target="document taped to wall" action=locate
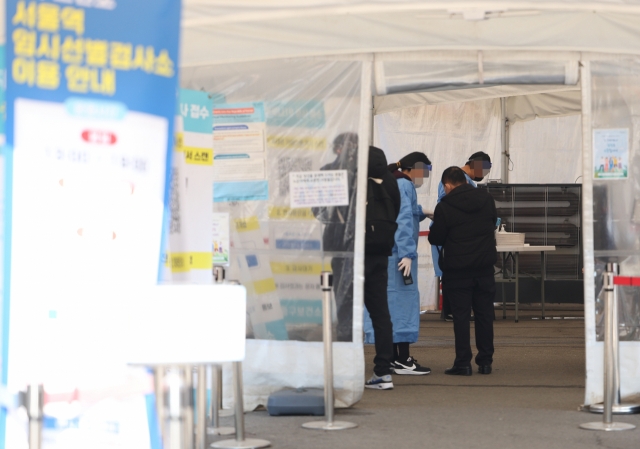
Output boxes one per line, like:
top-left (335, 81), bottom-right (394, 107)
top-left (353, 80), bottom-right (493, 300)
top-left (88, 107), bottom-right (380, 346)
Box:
top-left (289, 170), bottom-right (349, 209)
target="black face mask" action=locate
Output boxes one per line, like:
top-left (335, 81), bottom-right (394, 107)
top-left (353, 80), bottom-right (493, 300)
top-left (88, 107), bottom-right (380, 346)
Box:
top-left (473, 177), bottom-right (484, 182)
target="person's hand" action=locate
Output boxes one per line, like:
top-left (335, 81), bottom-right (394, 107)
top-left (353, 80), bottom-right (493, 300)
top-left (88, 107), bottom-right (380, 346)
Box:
top-left (424, 210), bottom-right (434, 220)
top-left (398, 257), bottom-right (412, 277)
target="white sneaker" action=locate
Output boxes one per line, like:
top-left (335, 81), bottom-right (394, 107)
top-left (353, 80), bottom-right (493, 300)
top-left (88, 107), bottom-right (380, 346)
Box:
top-left (365, 373), bottom-right (394, 390)
top-left (393, 357), bottom-right (431, 375)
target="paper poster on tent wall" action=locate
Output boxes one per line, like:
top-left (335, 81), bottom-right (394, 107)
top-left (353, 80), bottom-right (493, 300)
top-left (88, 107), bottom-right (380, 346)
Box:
top-left (213, 102), bottom-right (267, 185)
top-left (289, 170), bottom-right (349, 208)
top-left (3, 1), bottom-right (180, 447)
top-left (593, 129), bottom-right (629, 179)
top-left (213, 212), bottom-right (230, 265)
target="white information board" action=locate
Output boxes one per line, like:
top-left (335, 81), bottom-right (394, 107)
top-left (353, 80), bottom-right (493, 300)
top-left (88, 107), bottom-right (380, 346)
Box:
top-left (289, 170), bottom-right (349, 209)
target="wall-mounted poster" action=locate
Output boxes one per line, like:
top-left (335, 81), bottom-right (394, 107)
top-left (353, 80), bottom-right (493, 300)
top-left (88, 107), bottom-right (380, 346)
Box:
top-left (593, 129), bottom-right (629, 180)
top-left (212, 212), bottom-right (230, 265)
top-left (289, 170), bottom-right (349, 209)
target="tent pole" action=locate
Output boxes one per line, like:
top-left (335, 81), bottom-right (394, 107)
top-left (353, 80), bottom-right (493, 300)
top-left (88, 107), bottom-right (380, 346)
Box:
top-left (579, 60), bottom-right (598, 408)
top-left (500, 97), bottom-right (509, 183)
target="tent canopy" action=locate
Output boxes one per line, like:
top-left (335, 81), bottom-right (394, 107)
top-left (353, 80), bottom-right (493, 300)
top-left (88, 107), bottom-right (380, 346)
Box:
top-left (181, 1), bottom-right (640, 67)
top-left (374, 84), bottom-right (581, 120)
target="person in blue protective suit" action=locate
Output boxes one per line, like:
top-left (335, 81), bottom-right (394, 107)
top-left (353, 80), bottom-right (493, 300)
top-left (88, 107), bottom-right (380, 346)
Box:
top-left (365, 151), bottom-right (432, 375)
top-left (431, 152), bottom-right (492, 321)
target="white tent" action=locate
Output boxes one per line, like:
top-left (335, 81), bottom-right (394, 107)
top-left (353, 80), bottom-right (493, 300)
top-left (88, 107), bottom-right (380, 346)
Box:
top-left (2, 1), bottom-right (634, 410)
top-left (174, 0), bottom-right (640, 410)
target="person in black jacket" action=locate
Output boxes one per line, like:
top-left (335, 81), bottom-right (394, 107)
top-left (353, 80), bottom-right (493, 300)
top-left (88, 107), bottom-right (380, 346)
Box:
top-left (312, 132), bottom-right (358, 341)
top-left (364, 146), bottom-right (401, 390)
top-left (428, 166), bottom-right (497, 376)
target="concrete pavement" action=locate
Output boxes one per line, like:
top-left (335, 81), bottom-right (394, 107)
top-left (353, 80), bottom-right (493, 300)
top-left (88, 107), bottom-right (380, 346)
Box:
top-left (209, 306), bottom-right (640, 449)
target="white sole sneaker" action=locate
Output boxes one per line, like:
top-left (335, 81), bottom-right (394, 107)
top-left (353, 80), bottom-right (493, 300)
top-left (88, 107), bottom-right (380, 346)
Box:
top-left (393, 367), bottom-right (431, 376)
top-left (364, 382), bottom-right (394, 390)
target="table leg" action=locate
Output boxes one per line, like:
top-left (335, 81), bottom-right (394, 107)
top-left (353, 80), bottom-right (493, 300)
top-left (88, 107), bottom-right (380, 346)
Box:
top-left (502, 253), bottom-right (507, 320)
top-left (541, 251), bottom-right (546, 320)
top-left (515, 252), bottom-right (520, 323)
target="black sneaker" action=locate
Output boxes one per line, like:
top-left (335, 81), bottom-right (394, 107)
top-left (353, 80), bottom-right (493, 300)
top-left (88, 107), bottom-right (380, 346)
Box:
top-left (393, 357), bottom-right (431, 375)
top-left (444, 314), bottom-right (453, 322)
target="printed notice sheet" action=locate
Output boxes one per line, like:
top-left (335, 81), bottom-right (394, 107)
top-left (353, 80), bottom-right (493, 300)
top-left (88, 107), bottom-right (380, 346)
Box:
top-left (289, 170), bottom-right (349, 208)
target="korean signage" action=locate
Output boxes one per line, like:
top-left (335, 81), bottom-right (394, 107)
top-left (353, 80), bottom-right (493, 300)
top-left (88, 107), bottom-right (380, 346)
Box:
top-left (162, 89), bottom-right (215, 282)
top-left (3, 1), bottom-right (181, 447)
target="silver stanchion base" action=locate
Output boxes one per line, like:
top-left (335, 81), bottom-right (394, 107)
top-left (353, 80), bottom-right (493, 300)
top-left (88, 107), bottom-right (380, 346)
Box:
top-left (302, 420), bottom-right (358, 430)
top-left (207, 426), bottom-right (235, 436)
top-left (588, 403), bottom-right (640, 414)
top-left (580, 422), bottom-right (636, 431)
top-left (211, 438), bottom-right (271, 448)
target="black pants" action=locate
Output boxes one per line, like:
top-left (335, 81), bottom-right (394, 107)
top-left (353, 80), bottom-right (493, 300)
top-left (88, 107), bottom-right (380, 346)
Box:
top-left (443, 275), bottom-right (495, 367)
top-left (331, 257), bottom-right (354, 342)
top-left (441, 277), bottom-right (452, 318)
top-left (364, 255), bottom-right (394, 376)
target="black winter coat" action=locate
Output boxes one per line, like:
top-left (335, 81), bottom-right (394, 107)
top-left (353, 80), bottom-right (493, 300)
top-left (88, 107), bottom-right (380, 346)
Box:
top-left (368, 146), bottom-right (400, 217)
top-left (428, 183), bottom-right (497, 280)
top-left (366, 146), bottom-right (401, 256)
top-left (312, 149), bottom-right (357, 252)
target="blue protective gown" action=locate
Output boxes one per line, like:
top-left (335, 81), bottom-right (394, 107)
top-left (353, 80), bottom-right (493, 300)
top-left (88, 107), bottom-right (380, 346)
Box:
top-left (364, 177), bottom-right (426, 344)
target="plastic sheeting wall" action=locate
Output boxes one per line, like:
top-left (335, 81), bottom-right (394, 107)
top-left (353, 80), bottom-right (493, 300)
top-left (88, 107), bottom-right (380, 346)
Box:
top-left (374, 99), bottom-right (502, 310)
top-left (508, 115), bottom-right (583, 184)
top-left (585, 58), bottom-right (640, 405)
top-left (181, 58), bottom-right (369, 409)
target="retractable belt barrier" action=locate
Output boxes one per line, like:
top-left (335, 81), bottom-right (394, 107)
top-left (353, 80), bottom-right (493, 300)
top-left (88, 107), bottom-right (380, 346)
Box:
top-left (581, 263), bottom-right (639, 432)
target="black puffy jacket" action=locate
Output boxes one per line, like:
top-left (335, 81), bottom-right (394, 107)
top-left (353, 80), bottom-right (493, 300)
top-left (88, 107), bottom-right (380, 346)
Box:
top-left (428, 183), bottom-right (497, 280)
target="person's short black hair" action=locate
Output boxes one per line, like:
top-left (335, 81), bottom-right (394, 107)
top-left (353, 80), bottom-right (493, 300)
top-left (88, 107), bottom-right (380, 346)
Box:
top-left (441, 166), bottom-right (467, 186)
top-left (465, 151), bottom-right (491, 165)
top-left (332, 132), bottom-right (358, 154)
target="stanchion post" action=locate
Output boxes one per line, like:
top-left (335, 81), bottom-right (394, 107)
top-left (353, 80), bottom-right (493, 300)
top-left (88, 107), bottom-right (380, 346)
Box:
top-left (588, 263), bottom-right (640, 415)
top-left (214, 266), bottom-right (225, 284)
top-left (196, 366), bottom-right (207, 449)
top-left (208, 364), bottom-right (234, 436)
top-left (26, 384), bottom-right (43, 449)
top-left (302, 271), bottom-right (357, 431)
top-left (211, 362), bottom-right (271, 449)
top-left (581, 263), bottom-right (636, 431)
top-left (183, 366), bottom-right (195, 449)
top-left (154, 368), bottom-right (166, 444)
top-left (167, 369), bottom-right (184, 449)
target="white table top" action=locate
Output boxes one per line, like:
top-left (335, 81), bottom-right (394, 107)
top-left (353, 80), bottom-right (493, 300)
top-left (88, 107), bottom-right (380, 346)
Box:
top-left (497, 245), bottom-right (556, 252)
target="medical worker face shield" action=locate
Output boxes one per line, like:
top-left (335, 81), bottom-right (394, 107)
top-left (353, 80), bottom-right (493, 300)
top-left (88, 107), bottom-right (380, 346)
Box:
top-left (468, 159), bottom-right (492, 181)
top-left (410, 161), bottom-right (432, 188)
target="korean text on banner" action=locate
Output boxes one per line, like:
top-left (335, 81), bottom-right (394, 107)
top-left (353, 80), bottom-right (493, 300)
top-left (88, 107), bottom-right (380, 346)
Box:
top-left (3, 1), bottom-right (181, 447)
top-left (163, 89), bottom-right (214, 282)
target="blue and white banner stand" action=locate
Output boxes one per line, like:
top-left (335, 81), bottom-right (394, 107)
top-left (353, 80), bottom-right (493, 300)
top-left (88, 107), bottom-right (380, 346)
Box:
top-left (2, 1), bottom-right (181, 447)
